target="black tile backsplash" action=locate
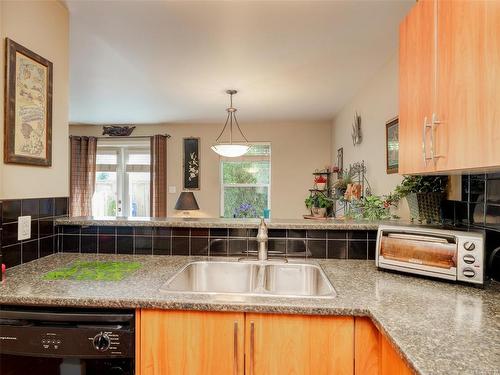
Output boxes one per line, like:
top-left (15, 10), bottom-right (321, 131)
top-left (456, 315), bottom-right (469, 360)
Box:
top-left (57, 223), bottom-right (378, 260)
top-left (327, 240), bottom-right (347, 259)
top-left (81, 235), bottom-right (98, 254)
top-left (1, 197), bottom-right (68, 269)
top-left (443, 173), bottom-right (500, 280)
top-left (22, 199), bottom-right (39, 218)
top-left (55, 197), bottom-right (68, 217)
top-left (308, 240), bottom-right (326, 258)
top-left (2, 200), bottom-right (21, 223)
top-left (99, 235), bottom-right (116, 254)
top-left (39, 198), bottom-right (55, 218)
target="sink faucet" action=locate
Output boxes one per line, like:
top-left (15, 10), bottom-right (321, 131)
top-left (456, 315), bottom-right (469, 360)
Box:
top-left (256, 217), bottom-right (268, 261)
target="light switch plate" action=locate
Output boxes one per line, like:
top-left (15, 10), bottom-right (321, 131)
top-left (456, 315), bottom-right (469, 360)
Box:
top-left (168, 186), bottom-right (177, 194)
top-left (18, 216), bottom-right (31, 241)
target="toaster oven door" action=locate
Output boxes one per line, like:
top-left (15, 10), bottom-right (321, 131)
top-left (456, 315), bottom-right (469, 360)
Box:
top-left (378, 232), bottom-right (458, 279)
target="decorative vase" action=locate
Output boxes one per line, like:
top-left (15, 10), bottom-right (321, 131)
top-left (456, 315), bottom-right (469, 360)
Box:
top-left (311, 207), bottom-right (327, 218)
top-left (406, 192), bottom-right (443, 223)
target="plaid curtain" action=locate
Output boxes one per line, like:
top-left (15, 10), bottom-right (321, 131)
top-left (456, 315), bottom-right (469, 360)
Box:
top-left (150, 135), bottom-right (168, 217)
top-left (69, 136), bottom-right (97, 217)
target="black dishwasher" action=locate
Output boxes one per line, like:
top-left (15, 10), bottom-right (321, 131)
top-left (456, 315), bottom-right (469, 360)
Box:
top-left (0, 306), bottom-right (135, 375)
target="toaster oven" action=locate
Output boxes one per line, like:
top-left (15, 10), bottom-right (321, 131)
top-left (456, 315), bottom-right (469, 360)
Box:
top-left (376, 225), bottom-right (484, 285)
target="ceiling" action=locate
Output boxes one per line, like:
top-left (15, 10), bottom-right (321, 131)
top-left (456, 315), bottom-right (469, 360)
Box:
top-left (67, 0), bottom-right (413, 125)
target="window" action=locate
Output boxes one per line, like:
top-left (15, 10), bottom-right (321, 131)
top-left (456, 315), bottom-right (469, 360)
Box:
top-left (93, 139), bottom-right (150, 217)
top-left (220, 144), bottom-right (271, 218)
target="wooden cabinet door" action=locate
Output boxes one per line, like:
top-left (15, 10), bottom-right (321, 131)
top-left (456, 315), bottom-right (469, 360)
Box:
top-left (435, 0), bottom-right (500, 171)
top-left (354, 317), bottom-right (412, 375)
top-left (399, 0), bottom-right (436, 174)
top-left (245, 313), bottom-right (354, 375)
top-left (139, 309), bottom-right (245, 375)
top-left (379, 334), bottom-right (412, 375)
top-left (354, 317), bottom-right (380, 375)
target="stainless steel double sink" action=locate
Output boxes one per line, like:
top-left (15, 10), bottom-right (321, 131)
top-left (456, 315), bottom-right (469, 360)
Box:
top-left (160, 261), bottom-right (336, 298)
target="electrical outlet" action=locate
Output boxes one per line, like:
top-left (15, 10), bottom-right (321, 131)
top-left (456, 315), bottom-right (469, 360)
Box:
top-left (18, 216), bottom-right (31, 241)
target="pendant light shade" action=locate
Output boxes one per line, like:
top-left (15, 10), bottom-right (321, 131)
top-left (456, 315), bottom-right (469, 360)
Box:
top-left (212, 90), bottom-right (251, 157)
top-left (210, 144), bottom-right (250, 158)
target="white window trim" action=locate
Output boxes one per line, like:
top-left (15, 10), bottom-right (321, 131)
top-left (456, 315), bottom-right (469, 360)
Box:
top-left (95, 141), bottom-right (150, 217)
top-left (219, 142), bottom-right (272, 218)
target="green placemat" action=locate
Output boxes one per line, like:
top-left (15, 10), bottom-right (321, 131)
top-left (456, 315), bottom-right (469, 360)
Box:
top-left (43, 261), bottom-right (142, 281)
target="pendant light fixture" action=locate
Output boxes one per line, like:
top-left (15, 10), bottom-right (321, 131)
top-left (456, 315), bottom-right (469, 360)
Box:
top-left (211, 90), bottom-right (251, 157)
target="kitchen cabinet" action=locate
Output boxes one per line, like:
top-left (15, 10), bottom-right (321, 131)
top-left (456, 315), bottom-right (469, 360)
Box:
top-left (399, 0), bottom-right (500, 174)
top-left (138, 309), bottom-right (245, 375)
top-left (354, 317), bottom-right (412, 375)
top-left (399, 0), bottom-right (436, 174)
top-left (245, 313), bottom-right (354, 375)
top-left (138, 311), bottom-right (411, 375)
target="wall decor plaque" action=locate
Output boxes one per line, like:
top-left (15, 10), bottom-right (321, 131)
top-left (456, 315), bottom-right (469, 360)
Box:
top-left (386, 116), bottom-right (399, 174)
top-left (183, 137), bottom-right (200, 190)
top-left (4, 38), bottom-right (53, 166)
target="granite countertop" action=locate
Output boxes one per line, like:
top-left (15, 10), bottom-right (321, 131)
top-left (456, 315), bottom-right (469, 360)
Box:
top-left (0, 254), bottom-right (499, 375)
top-left (55, 216), bottom-right (413, 230)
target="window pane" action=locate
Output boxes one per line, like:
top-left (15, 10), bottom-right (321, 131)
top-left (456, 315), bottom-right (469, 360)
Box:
top-left (245, 144), bottom-right (270, 156)
top-left (222, 161), bottom-right (270, 184)
top-left (127, 152), bottom-right (150, 165)
top-left (96, 151), bottom-right (117, 165)
top-left (223, 187), bottom-right (268, 218)
top-left (128, 172), bottom-right (150, 217)
top-left (93, 172), bottom-right (117, 216)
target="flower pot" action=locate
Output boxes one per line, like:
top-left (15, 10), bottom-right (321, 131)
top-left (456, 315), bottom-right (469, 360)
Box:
top-left (315, 182), bottom-right (326, 191)
top-left (406, 192), bottom-right (443, 223)
top-left (311, 207), bottom-right (327, 218)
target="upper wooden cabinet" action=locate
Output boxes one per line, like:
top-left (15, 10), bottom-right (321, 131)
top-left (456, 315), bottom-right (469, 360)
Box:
top-left (399, 0), bottom-right (500, 174)
top-left (399, 0), bottom-right (436, 174)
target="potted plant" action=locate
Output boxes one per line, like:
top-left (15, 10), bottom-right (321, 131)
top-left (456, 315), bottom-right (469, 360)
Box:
top-left (332, 171), bottom-right (352, 198)
top-left (305, 194), bottom-right (333, 218)
top-left (314, 175), bottom-right (328, 190)
top-left (348, 194), bottom-right (398, 221)
top-left (394, 175), bottom-right (448, 223)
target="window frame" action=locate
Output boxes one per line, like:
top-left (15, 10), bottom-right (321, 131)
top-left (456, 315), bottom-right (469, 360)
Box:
top-left (219, 142), bottom-right (272, 218)
top-left (94, 139), bottom-right (150, 217)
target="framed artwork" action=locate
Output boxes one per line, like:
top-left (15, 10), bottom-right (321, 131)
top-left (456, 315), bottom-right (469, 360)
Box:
top-left (4, 39), bottom-right (53, 166)
top-left (336, 147), bottom-right (343, 178)
top-left (183, 137), bottom-right (200, 190)
top-left (386, 116), bottom-right (399, 174)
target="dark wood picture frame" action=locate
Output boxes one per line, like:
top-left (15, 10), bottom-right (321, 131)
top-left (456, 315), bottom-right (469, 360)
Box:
top-left (386, 116), bottom-right (399, 174)
top-left (183, 137), bottom-right (200, 190)
top-left (4, 38), bottom-right (53, 166)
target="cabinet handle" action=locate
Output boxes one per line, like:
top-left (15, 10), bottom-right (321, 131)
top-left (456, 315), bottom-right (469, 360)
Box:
top-left (249, 321), bottom-right (255, 375)
top-left (422, 116), bottom-right (433, 164)
top-left (431, 113), bottom-right (444, 161)
top-left (233, 321), bottom-right (238, 375)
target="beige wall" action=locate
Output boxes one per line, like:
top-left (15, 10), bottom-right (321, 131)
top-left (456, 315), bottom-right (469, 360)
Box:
top-left (70, 121), bottom-right (332, 219)
top-left (0, 0), bottom-right (69, 199)
top-left (331, 54), bottom-right (409, 219)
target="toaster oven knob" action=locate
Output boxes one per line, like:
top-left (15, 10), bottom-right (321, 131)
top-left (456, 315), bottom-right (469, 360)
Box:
top-left (463, 268), bottom-right (476, 278)
top-left (93, 332), bottom-right (111, 351)
top-left (463, 241), bottom-right (476, 251)
top-left (463, 254), bottom-right (475, 264)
